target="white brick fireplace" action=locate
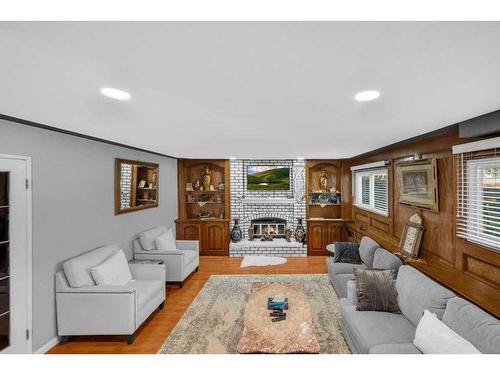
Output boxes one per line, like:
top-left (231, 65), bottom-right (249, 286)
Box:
top-left (229, 159), bottom-right (307, 256)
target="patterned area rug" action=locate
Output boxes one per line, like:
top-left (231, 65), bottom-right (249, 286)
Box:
top-left (158, 274), bottom-right (350, 354)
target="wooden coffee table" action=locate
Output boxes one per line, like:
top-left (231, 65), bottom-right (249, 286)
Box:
top-left (237, 282), bottom-right (320, 354)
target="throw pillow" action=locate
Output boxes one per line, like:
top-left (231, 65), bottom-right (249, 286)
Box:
top-left (155, 228), bottom-right (177, 251)
top-left (414, 310), bottom-right (481, 354)
top-left (332, 242), bottom-right (361, 264)
top-left (90, 249), bottom-right (133, 286)
top-left (353, 268), bottom-right (400, 313)
top-left (139, 226), bottom-right (167, 250)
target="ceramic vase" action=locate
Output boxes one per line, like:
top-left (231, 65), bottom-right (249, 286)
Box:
top-left (294, 218), bottom-right (305, 243)
top-left (231, 218), bottom-right (243, 243)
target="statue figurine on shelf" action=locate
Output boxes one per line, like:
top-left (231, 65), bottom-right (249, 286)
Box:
top-left (202, 167), bottom-right (212, 192)
top-left (248, 228), bottom-right (255, 241)
top-left (193, 179), bottom-right (201, 191)
top-left (319, 169), bottom-right (328, 192)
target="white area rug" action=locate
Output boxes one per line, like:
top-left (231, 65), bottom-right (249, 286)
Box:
top-left (240, 255), bottom-right (287, 268)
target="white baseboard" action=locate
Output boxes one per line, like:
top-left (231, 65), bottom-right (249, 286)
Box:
top-left (34, 337), bottom-right (59, 354)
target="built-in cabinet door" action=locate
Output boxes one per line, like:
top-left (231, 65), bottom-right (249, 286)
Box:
top-left (202, 222), bottom-right (228, 256)
top-left (307, 222), bottom-right (326, 256)
top-left (177, 223), bottom-right (201, 241)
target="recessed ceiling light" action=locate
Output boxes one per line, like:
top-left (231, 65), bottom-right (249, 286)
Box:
top-left (229, 157), bottom-right (237, 160)
top-left (100, 87), bottom-right (131, 101)
top-left (354, 90), bottom-right (380, 102)
top-left (297, 157), bottom-right (305, 160)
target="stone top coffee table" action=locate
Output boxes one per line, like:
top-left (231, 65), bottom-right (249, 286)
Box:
top-left (237, 281), bottom-right (320, 354)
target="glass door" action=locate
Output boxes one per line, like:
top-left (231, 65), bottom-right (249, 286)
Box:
top-left (0, 172), bottom-right (9, 350)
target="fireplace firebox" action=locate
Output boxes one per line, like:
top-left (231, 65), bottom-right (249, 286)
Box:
top-left (251, 218), bottom-right (287, 238)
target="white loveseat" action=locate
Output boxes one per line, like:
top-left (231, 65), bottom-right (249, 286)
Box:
top-left (133, 226), bottom-right (199, 287)
top-left (55, 244), bottom-right (166, 344)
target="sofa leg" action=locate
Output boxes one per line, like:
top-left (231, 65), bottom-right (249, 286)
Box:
top-left (59, 336), bottom-right (70, 345)
top-left (159, 301), bottom-right (165, 310)
top-left (178, 281), bottom-right (184, 288)
top-left (195, 266), bottom-right (199, 272)
top-left (127, 334), bottom-right (135, 345)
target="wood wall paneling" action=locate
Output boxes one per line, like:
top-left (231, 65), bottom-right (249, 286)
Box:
top-left (345, 126), bottom-right (500, 317)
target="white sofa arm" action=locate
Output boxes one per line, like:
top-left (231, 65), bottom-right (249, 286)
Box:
top-left (176, 240), bottom-right (199, 252)
top-left (346, 280), bottom-right (358, 306)
top-left (129, 263), bottom-right (166, 282)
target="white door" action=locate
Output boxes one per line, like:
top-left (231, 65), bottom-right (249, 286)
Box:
top-left (0, 155), bottom-right (31, 354)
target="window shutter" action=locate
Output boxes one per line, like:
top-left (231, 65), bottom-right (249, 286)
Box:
top-left (454, 139), bottom-right (500, 252)
top-left (361, 176), bottom-right (370, 205)
top-left (374, 173), bottom-right (388, 212)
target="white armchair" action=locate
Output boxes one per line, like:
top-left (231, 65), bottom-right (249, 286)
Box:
top-left (55, 244), bottom-right (166, 344)
top-left (133, 226), bottom-right (199, 288)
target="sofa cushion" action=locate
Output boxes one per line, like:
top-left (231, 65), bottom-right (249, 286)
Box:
top-left (90, 249), bottom-right (133, 286)
top-left (155, 228), bottom-right (177, 251)
top-left (327, 257), bottom-right (367, 276)
top-left (414, 309), bottom-right (481, 354)
top-left (369, 343), bottom-right (421, 354)
top-left (396, 265), bottom-right (455, 326)
top-left (139, 226), bottom-right (167, 250)
top-left (372, 248), bottom-right (402, 272)
top-left (331, 273), bottom-right (357, 298)
top-left (340, 302), bottom-right (416, 354)
top-left (353, 268), bottom-right (400, 313)
top-left (63, 244), bottom-right (119, 288)
top-left (358, 237), bottom-right (379, 267)
top-left (129, 280), bottom-right (164, 310)
top-left (442, 297), bottom-right (500, 354)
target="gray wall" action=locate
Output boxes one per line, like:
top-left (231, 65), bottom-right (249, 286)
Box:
top-left (0, 118), bottom-right (178, 351)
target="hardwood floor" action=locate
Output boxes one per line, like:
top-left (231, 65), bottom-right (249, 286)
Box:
top-left (48, 255), bottom-right (328, 354)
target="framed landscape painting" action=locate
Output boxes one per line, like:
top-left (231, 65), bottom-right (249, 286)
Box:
top-left (395, 158), bottom-right (439, 212)
top-left (247, 165), bottom-right (290, 191)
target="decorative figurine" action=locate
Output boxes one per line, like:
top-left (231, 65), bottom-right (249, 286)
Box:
top-left (260, 233), bottom-right (273, 241)
top-left (285, 226), bottom-right (292, 242)
top-left (248, 228), bottom-right (255, 241)
top-left (202, 167), bottom-right (212, 192)
top-left (319, 169), bottom-right (328, 193)
top-left (231, 218), bottom-right (243, 243)
top-left (193, 179), bottom-right (201, 191)
top-left (294, 218), bottom-right (305, 243)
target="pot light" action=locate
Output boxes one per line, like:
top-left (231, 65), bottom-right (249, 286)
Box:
top-left (297, 157), bottom-right (304, 160)
top-left (100, 87), bottom-right (131, 101)
top-left (354, 90), bottom-right (380, 102)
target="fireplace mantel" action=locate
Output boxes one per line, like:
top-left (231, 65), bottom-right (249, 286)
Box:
top-left (241, 197), bottom-right (295, 205)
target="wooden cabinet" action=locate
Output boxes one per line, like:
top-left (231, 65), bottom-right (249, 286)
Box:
top-left (176, 219), bottom-right (229, 256)
top-left (307, 219), bottom-right (345, 256)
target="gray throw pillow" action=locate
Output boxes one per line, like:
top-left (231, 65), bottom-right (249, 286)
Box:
top-left (353, 268), bottom-right (400, 313)
top-left (333, 242), bottom-right (361, 264)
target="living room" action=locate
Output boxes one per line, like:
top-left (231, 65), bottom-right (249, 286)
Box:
top-left (1, 2), bottom-right (500, 373)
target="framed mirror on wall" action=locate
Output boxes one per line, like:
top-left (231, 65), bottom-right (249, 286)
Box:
top-left (115, 158), bottom-right (159, 215)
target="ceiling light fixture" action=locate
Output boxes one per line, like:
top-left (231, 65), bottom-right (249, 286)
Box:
top-left (354, 90), bottom-right (380, 102)
top-left (100, 87), bottom-right (131, 101)
top-left (297, 157), bottom-right (305, 160)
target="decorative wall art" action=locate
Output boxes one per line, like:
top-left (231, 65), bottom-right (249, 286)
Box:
top-left (396, 158), bottom-right (439, 212)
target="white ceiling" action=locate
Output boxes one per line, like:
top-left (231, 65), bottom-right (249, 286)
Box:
top-left (1, 22), bottom-right (500, 159)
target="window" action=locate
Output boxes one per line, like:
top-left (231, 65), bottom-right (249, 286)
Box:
top-left (354, 168), bottom-right (389, 216)
top-left (456, 155), bottom-right (500, 251)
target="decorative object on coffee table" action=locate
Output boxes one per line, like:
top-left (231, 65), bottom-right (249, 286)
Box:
top-left (294, 218), bottom-right (305, 243)
top-left (248, 228), bottom-right (255, 241)
top-left (397, 212), bottom-right (424, 259)
top-left (285, 226), bottom-right (292, 242)
top-left (231, 218), bottom-right (243, 243)
top-left (237, 281), bottom-right (320, 354)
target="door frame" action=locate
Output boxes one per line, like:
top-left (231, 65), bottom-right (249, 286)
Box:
top-left (0, 153), bottom-right (33, 353)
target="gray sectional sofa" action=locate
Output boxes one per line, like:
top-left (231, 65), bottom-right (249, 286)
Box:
top-left (327, 237), bottom-right (402, 298)
top-left (340, 265), bottom-right (500, 354)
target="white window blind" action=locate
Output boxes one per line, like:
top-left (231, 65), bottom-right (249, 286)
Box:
top-left (353, 167), bottom-right (389, 216)
top-left (455, 146), bottom-right (500, 252)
